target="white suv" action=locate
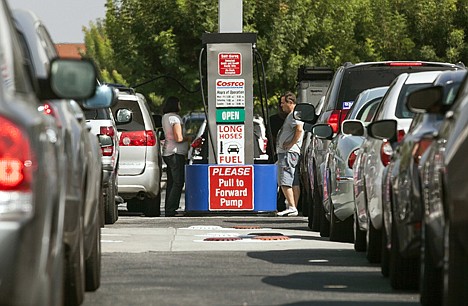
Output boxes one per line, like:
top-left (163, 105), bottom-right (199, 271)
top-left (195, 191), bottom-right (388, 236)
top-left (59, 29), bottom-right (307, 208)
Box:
top-left (111, 86), bottom-right (162, 217)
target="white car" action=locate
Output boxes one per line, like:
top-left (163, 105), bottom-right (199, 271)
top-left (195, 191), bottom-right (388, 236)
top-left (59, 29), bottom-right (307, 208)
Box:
top-left (83, 104), bottom-right (120, 224)
top-left (111, 87), bottom-right (162, 217)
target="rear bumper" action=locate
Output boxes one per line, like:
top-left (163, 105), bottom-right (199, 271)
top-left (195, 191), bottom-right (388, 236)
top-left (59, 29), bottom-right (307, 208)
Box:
top-left (118, 163), bottom-right (161, 199)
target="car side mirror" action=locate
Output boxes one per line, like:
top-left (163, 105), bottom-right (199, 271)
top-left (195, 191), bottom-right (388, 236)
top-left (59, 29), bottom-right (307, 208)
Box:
top-left (312, 124), bottom-right (333, 140)
top-left (367, 119), bottom-right (397, 141)
top-left (342, 120), bottom-right (365, 136)
top-left (115, 108), bottom-right (132, 124)
top-left (407, 86), bottom-right (444, 114)
top-left (293, 103), bottom-right (317, 124)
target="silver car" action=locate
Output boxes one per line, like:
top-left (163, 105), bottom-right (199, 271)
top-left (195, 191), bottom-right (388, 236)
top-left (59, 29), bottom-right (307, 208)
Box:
top-left (14, 9), bottom-right (110, 304)
top-left (312, 86), bottom-right (388, 243)
top-left (0, 1), bottom-right (98, 305)
top-left (112, 87), bottom-right (162, 217)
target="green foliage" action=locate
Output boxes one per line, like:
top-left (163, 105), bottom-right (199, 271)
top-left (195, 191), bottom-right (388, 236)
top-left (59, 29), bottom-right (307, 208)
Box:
top-left (83, 0), bottom-right (468, 114)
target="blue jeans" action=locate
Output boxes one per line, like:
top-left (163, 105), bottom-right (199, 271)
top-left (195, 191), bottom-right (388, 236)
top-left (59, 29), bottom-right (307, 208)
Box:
top-left (163, 154), bottom-right (186, 215)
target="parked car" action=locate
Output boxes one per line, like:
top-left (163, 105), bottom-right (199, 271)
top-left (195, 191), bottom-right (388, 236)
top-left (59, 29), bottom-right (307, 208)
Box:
top-left (312, 86), bottom-right (388, 243)
top-left (347, 68), bottom-right (462, 264)
top-left (111, 86), bottom-right (162, 217)
top-left (304, 61), bottom-right (464, 233)
top-left (369, 70), bottom-right (466, 290)
top-left (13, 9), bottom-right (110, 304)
top-left (83, 96), bottom-right (120, 225)
top-left (0, 1), bottom-right (99, 305)
top-left (404, 73), bottom-right (468, 304)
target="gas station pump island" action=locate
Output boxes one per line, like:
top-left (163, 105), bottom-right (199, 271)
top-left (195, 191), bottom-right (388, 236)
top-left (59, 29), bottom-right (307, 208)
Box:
top-left (184, 0), bottom-right (277, 215)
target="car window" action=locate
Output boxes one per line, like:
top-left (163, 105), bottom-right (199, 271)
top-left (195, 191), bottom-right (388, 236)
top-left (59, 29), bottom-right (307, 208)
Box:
top-left (113, 98), bottom-right (145, 131)
top-left (356, 98), bottom-right (382, 123)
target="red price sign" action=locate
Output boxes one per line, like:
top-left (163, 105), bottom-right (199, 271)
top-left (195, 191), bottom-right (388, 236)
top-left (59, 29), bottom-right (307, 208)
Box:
top-left (218, 52), bottom-right (241, 76)
top-left (209, 165), bottom-right (254, 211)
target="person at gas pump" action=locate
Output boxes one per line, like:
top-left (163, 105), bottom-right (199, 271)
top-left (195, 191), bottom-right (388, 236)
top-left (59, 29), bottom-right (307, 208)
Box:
top-left (161, 96), bottom-right (191, 217)
top-left (276, 92), bottom-right (304, 216)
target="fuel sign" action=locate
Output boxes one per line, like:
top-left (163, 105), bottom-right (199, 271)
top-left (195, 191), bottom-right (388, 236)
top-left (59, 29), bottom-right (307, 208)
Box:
top-left (217, 124), bottom-right (244, 164)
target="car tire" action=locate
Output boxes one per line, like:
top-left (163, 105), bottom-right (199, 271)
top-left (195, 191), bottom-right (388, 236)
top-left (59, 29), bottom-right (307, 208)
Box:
top-left (127, 198), bottom-right (144, 213)
top-left (64, 220), bottom-right (85, 306)
top-left (319, 203), bottom-right (330, 237)
top-left (420, 224), bottom-right (442, 306)
top-left (389, 219), bottom-right (419, 289)
top-left (354, 213), bottom-right (367, 252)
top-left (310, 163), bottom-right (321, 231)
top-left (443, 222), bottom-right (468, 305)
top-left (143, 192), bottom-right (161, 217)
top-left (85, 221), bottom-right (101, 291)
top-left (366, 220), bottom-right (382, 263)
top-left (380, 222), bottom-right (390, 277)
top-left (104, 177), bottom-right (118, 224)
top-left (329, 201), bottom-right (354, 243)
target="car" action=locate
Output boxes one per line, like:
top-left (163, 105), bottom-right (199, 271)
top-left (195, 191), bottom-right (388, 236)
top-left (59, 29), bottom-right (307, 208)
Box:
top-left (347, 68), bottom-right (463, 264)
top-left (0, 2), bottom-right (99, 305)
top-left (13, 9), bottom-right (112, 304)
top-left (369, 70), bottom-right (466, 290)
top-left (304, 61), bottom-right (465, 233)
top-left (83, 98), bottom-right (120, 225)
top-left (311, 86), bottom-right (388, 243)
top-left (111, 86), bottom-right (162, 217)
top-left (404, 73), bottom-right (468, 304)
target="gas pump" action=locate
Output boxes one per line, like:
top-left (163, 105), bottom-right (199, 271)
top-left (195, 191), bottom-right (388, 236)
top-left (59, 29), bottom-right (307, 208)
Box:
top-left (184, 1), bottom-right (277, 215)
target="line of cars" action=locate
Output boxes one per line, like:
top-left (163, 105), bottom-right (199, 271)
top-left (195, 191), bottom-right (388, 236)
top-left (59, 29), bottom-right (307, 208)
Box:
top-left (295, 60), bottom-right (467, 304)
top-left (0, 1), bottom-right (166, 305)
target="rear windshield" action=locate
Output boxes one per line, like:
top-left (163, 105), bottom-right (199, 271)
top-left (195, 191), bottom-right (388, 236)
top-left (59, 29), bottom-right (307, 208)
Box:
top-left (337, 65), bottom-right (455, 110)
top-left (112, 99), bottom-right (145, 131)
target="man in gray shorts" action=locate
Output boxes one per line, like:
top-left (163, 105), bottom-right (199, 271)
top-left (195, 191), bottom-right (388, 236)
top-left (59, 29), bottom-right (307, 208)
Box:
top-left (276, 92), bottom-right (304, 216)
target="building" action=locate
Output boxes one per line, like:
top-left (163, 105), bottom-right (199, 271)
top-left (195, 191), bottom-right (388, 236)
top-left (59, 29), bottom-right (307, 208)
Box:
top-left (55, 43), bottom-right (85, 58)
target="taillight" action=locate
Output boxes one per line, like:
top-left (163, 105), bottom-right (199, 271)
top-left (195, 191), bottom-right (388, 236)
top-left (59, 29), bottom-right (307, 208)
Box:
top-left (328, 110), bottom-right (341, 133)
top-left (388, 62), bottom-right (423, 66)
top-left (348, 149), bottom-right (359, 169)
top-left (40, 103), bottom-right (54, 116)
top-left (119, 130), bottom-right (156, 146)
top-left (263, 139), bottom-right (268, 153)
top-left (397, 129), bottom-right (406, 142)
top-left (100, 126), bottom-right (115, 137)
top-left (412, 138), bottom-right (432, 164)
top-left (0, 117), bottom-right (33, 191)
top-left (191, 137), bottom-right (204, 149)
top-left (380, 140), bottom-right (393, 166)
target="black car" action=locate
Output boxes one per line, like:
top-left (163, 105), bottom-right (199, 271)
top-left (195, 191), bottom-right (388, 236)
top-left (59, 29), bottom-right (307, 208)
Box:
top-left (369, 70), bottom-right (466, 291)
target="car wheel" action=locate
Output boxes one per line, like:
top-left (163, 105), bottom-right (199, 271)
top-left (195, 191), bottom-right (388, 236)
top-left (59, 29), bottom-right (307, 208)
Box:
top-left (85, 221), bottom-right (101, 291)
top-left (366, 220), bottom-right (382, 263)
top-left (380, 221), bottom-right (390, 277)
top-left (443, 222), bottom-right (468, 305)
top-left (420, 224), bottom-right (442, 306)
top-left (354, 213), bottom-right (366, 252)
top-left (127, 198), bottom-right (144, 213)
top-left (310, 164), bottom-right (321, 231)
top-left (143, 192), bottom-right (161, 217)
top-left (329, 201), bottom-right (354, 242)
top-left (389, 219), bottom-right (419, 289)
top-left (104, 178), bottom-right (117, 224)
top-left (64, 220), bottom-right (85, 306)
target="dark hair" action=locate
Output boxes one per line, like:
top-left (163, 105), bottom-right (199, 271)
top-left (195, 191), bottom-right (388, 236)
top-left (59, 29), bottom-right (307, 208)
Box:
top-left (163, 96), bottom-right (181, 113)
top-left (283, 91), bottom-right (296, 104)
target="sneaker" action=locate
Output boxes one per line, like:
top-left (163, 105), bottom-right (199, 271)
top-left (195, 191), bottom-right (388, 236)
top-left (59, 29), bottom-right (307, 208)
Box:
top-left (277, 207), bottom-right (298, 216)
